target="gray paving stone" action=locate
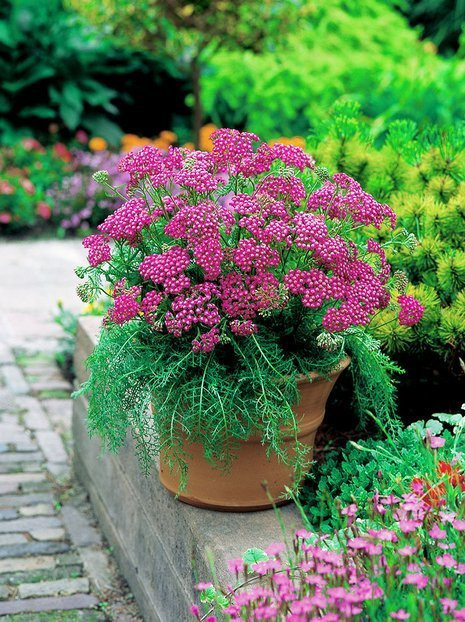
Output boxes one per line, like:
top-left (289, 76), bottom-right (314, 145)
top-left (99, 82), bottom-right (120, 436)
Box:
top-left (31, 380), bottom-right (72, 393)
top-left (19, 503), bottom-right (56, 517)
top-left (0, 585), bottom-right (9, 600)
top-left (0, 593), bottom-right (98, 614)
top-left (0, 482), bottom-right (19, 495)
top-left (35, 431), bottom-right (67, 464)
top-left (0, 492), bottom-right (54, 508)
top-left (60, 505), bottom-right (102, 547)
top-left (0, 555), bottom-right (56, 574)
top-left (13, 442), bottom-right (38, 452)
top-left (1, 365), bottom-right (29, 395)
top-left (0, 473), bottom-right (46, 486)
top-left (0, 563), bottom-right (83, 587)
top-left (0, 344), bottom-right (14, 366)
top-left (20, 480), bottom-right (53, 493)
top-left (0, 515), bottom-right (62, 533)
top-left (15, 396), bottom-right (50, 431)
top-left (47, 463), bottom-right (71, 479)
top-left (0, 462), bottom-right (42, 474)
top-left (41, 398), bottom-right (73, 429)
top-left (79, 547), bottom-right (113, 591)
top-left (0, 389), bottom-right (15, 412)
top-left (0, 452), bottom-right (43, 463)
top-left (0, 540), bottom-right (69, 559)
top-left (56, 552), bottom-right (81, 566)
top-left (0, 533), bottom-right (28, 546)
top-left (30, 528), bottom-right (66, 541)
top-left (0, 508), bottom-right (18, 520)
top-left (18, 576), bottom-right (89, 599)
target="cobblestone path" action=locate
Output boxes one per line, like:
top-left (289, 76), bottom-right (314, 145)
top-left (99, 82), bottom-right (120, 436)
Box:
top-left (0, 240), bottom-right (141, 621)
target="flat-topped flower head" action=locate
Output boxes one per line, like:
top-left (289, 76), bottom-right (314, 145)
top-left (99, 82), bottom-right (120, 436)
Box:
top-left (79, 127), bottom-right (422, 347)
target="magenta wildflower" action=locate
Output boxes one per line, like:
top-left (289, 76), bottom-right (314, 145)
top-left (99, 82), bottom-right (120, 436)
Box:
top-left (390, 611), bottom-right (410, 620)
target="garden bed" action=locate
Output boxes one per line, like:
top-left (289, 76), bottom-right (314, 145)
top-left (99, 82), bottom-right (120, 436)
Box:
top-left (73, 316), bottom-right (302, 621)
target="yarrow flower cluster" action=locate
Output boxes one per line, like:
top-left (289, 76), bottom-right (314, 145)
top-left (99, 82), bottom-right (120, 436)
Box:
top-left (79, 128), bottom-right (423, 353)
top-left (192, 433), bottom-right (465, 621)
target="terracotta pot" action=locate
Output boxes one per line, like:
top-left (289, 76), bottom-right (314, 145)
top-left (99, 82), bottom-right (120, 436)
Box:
top-left (159, 357), bottom-right (351, 512)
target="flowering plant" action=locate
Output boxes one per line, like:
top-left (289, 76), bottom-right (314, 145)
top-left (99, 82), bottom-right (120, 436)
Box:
top-left (192, 425), bottom-right (465, 621)
top-left (75, 128), bottom-right (423, 479)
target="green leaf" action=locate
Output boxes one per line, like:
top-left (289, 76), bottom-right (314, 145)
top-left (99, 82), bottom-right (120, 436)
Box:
top-left (81, 114), bottom-right (123, 147)
top-left (59, 82), bottom-right (83, 130)
top-left (424, 419), bottom-right (444, 436)
top-left (242, 548), bottom-right (268, 565)
top-left (3, 65), bottom-right (55, 93)
top-left (18, 106), bottom-right (55, 119)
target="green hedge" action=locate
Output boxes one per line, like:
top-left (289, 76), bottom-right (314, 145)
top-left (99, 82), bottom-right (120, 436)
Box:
top-left (202, 0), bottom-right (465, 138)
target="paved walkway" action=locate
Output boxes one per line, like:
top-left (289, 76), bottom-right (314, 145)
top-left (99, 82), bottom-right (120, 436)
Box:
top-left (0, 240), bottom-right (141, 620)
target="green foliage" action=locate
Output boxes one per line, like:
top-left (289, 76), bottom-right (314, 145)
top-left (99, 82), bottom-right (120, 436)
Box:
top-left (202, 0), bottom-right (465, 138)
top-left (310, 109), bottom-right (465, 363)
top-left (77, 311), bottom-right (400, 484)
top-left (0, 0), bottom-right (157, 144)
top-left (301, 410), bottom-right (465, 531)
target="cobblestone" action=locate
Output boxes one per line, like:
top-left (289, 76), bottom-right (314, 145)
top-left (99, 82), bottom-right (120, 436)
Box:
top-left (0, 541), bottom-right (69, 559)
top-left (18, 577), bottom-right (89, 599)
top-left (0, 242), bottom-right (141, 620)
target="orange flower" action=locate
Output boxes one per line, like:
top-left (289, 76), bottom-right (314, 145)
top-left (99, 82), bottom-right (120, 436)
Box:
top-left (153, 137), bottom-right (170, 150)
top-left (268, 136), bottom-right (306, 149)
top-left (89, 137), bottom-right (108, 152)
top-left (159, 130), bottom-right (177, 144)
top-left (199, 123), bottom-right (218, 152)
top-left (438, 461), bottom-right (465, 491)
top-left (182, 142), bottom-right (195, 151)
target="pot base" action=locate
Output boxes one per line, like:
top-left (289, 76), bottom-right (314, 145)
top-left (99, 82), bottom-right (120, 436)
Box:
top-left (161, 486), bottom-right (292, 513)
top-left (158, 357), bottom-right (351, 511)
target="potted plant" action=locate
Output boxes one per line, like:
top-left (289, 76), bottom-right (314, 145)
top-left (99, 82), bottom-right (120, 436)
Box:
top-left (74, 128), bottom-right (423, 511)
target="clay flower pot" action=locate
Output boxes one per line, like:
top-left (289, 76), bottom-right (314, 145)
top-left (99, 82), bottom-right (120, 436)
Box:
top-left (159, 357), bottom-right (350, 512)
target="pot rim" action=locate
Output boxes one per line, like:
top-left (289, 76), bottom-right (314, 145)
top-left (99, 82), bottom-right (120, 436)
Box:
top-left (295, 355), bottom-right (351, 385)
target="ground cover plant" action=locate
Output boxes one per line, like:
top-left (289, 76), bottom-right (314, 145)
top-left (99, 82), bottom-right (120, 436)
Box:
top-left (192, 414), bottom-right (465, 620)
top-left (74, 128), bottom-right (423, 484)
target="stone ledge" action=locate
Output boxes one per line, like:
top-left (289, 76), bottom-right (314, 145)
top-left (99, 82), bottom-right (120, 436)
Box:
top-left (73, 316), bottom-right (301, 622)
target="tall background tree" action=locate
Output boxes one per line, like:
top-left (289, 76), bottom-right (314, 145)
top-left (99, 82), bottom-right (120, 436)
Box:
top-left (67, 0), bottom-right (307, 146)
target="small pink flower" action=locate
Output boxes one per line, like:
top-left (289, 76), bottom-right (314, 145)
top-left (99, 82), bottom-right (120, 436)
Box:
top-left (429, 436), bottom-right (446, 449)
top-left (453, 519), bottom-right (465, 531)
top-left (402, 573), bottom-right (428, 589)
top-left (227, 558), bottom-right (243, 574)
top-left (398, 546), bottom-right (417, 556)
top-left (398, 519), bottom-right (420, 534)
top-left (441, 599), bottom-right (458, 614)
top-left (391, 611), bottom-right (410, 620)
top-left (429, 523), bottom-right (447, 539)
top-left (265, 542), bottom-right (285, 556)
top-left (196, 582), bottom-right (212, 590)
top-left (436, 553), bottom-right (457, 568)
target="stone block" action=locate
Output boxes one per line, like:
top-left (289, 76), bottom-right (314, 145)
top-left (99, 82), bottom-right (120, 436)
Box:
top-left (35, 431), bottom-right (67, 464)
top-left (30, 528), bottom-right (66, 542)
top-left (60, 505), bottom-right (101, 547)
top-left (1, 365), bottom-right (29, 395)
top-left (0, 555), bottom-right (55, 574)
top-left (18, 577), bottom-right (89, 599)
top-left (0, 593), bottom-right (98, 615)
